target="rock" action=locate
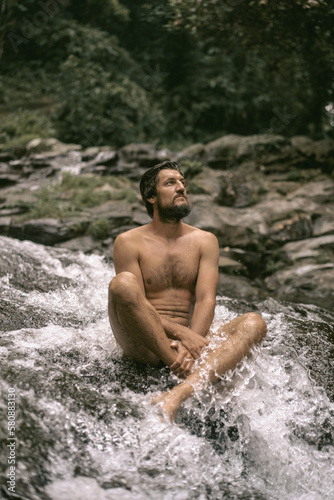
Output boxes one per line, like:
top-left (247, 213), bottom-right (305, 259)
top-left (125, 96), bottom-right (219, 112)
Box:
top-left (81, 146), bottom-right (114, 161)
top-left (8, 218), bottom-right (89, 246)
top-left (92, 150), bottom-right (118, 167)
top-left (186, 196), bottom-right (268, 246)
top-left (0, 217), bottom-right (11, 234)
top-left (0, 134), bottom-right (333, 311)
top-left (177, 143), bottom-right (206, 160)
top-left (131, 207), bottom-right (151, 226)
top-left (189, 167), bottom-right (223, 198)
top-left (220, 247), bottom-right (263, 278)
top-left (254, 196), bottom-right (318, 224)
top-left (88, 200), bottom-right (134, 228)
top-left (205, 134), bottom-right (244, 168)
top-left (55, 235), bottom-right (98, 253)
top-left (0, 152), bottom-right (14, 162)
top-left (279, 235), bottom-right (334, 263)
top-left (205, 133), bottom-right (296, 169)
top-left (215, 173), bottom-right (257, 208)
top-left (26, 138), bottom-right (82, 156)
top-left (289, 179), bottom-right (334, 204)
top-left (269, 214), bottom-right (313, 243)
top-left (218, 255), bottom-right (246, 275)
top-left (236, 134), bottom-right (291, 163)
top-left (313, 208), bottom-right (334, 236)
top-left (265, 263), bottom-right (334, 311)
top-left (119, 143), bottom-right (171, 167)
top-left (218, 273), bottom-right (266, 302)
top-left (0, 173), bottom-right (19, 187)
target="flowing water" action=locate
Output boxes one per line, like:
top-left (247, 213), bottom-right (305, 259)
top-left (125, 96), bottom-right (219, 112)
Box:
top-left (0, 235), bottom-right (333, 500)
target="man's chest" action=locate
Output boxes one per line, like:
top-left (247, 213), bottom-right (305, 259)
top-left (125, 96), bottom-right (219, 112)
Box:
top-left (139, 242), bottom-right (199, 292)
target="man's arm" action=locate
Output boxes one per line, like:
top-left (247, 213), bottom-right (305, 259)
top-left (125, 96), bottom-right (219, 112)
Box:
top-left (161, 232), bottom-right (219, 358)
top-left (190, 232), bottom-right (219, 336)
top-left (113, 232), bottom-right (145, 294)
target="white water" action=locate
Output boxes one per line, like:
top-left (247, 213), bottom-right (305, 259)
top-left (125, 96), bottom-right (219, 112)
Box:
top-left (0, 236), bottom-right (333, 500)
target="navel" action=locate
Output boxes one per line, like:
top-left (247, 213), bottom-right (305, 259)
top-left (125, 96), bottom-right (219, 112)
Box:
top-left (147, 279), bottom-right (151, 285)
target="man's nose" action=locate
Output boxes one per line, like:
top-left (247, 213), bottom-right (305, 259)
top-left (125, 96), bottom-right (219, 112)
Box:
top-left (176, 181), bottom-right (185, 192)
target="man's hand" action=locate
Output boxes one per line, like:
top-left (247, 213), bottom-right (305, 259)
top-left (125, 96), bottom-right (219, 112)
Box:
top-left (177, 327), bottom-right (209, 359)
top-left (169, 341), bottom-right (194, 378)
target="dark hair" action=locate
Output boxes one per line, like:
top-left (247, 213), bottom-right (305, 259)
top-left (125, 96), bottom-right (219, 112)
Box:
top-left (140, 160), bottom-right (183, 218)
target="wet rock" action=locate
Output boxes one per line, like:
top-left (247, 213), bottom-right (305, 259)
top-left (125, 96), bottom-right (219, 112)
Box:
top-left (265, 263), bottom-right (334, 311)
top-left (8, 218), bottom-right (89, 246)
top-left (219, 273), bottom-right (265, 302)
top-left (55, 235), bottom-right (98, 253)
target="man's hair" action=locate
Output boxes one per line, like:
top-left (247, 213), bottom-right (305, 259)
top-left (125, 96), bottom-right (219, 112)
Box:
top-left (140, 160), bottom-right (183, 218)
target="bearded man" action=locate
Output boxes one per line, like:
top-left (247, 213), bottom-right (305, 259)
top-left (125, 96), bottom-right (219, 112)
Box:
top-left (108, 161), bottom-right (267, 422)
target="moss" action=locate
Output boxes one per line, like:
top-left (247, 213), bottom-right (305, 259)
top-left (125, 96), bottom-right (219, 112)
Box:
top-left (89, 219), bottom-right (111, 241)
top-left (179, 160), bottom-right (204, 180)
top-left (20, 173), bottom-right (136, 221)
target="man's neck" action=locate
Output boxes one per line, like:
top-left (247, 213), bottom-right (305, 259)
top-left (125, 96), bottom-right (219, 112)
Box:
top-left (150, 216), bottom-right (184, 241)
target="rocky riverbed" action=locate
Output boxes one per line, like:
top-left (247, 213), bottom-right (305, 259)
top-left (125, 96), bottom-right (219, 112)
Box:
top-left (0, 134), bottom-right (333, 310)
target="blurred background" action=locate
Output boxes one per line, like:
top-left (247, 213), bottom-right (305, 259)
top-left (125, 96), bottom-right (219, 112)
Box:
top-left (0, 0), bottom-right (333, 309)
top-left (0, 0), bottom-right (333, 153)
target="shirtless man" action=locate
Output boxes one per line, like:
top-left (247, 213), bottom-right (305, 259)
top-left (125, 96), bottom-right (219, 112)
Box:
top-left (108, 161), bottom-right (267, 422)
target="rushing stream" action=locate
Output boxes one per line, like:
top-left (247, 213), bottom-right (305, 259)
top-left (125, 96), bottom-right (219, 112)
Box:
top-left (0, 235), bottom-right (333, 500)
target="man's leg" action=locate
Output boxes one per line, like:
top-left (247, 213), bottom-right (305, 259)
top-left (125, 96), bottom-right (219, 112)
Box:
top-left (153, 312), bottom-right (267, 422)
top-left (108, 271), bottom-right (178, 367)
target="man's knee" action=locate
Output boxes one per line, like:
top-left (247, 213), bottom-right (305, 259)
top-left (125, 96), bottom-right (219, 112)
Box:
top-left (242, 312), bottom-right (267, 343)
top-left (108, 272), bottom-right (140, 303)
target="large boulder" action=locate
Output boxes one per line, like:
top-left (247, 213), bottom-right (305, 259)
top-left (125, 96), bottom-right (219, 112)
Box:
top-left (265, 262), bottom-right (334, 311)
top-left (7, 218), bottom-right (89, 246)
top-left (186, 196), bottom-right (268, 246)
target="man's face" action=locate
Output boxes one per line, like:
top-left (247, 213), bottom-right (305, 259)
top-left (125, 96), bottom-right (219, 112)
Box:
top-left (151, 169), bottom-right (191, 222)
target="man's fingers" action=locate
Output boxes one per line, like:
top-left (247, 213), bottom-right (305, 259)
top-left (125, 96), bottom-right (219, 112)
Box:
top-left (171, 356), bottom-right (194, 378)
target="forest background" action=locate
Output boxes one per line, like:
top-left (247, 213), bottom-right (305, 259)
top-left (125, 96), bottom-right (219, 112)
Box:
top-left (0, 0), bottom-right (333, 154)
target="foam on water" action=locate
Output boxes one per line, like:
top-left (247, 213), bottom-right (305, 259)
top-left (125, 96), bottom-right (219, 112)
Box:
top-left (0, 236), bottom-right (333, 500)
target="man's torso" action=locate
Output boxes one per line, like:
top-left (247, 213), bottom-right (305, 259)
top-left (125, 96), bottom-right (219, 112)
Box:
top-left (128, 224), bottom-right (204, 326)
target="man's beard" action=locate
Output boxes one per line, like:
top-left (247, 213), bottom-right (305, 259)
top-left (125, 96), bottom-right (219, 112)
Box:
top-left (157, 199), bottom-right (191, 223)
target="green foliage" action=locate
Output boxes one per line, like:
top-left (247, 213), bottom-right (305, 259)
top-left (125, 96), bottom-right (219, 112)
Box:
top-left (89, 219), bottom-right (111, 241)
top-left (179, 159), bottom-right (203, 180)
top-left (22, 173), bottom-right (136, 220)
top-left (53, 54), bottom-right (158, 147)
top-left (0, 0), bottom-right (332, 148)
top-left (0, 109), bottom-right (54, 143)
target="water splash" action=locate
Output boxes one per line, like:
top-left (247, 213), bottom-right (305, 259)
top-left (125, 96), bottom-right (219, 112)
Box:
top-left (0, 236), bottom-right (333, 500)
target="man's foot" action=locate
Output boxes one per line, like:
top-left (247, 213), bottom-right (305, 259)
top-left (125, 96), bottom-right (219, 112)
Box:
top-left (152, 391), bottom-right (181, 423)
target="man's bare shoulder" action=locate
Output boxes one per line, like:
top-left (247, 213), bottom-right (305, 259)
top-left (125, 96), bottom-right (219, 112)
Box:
top-left (183, 224), bottom-right (219, 245)
top-left (114, 224), bottom-right (151, 249)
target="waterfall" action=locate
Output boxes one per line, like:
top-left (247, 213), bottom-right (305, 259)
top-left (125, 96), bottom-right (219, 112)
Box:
top-left (0, 236), bottom-right (333, 500)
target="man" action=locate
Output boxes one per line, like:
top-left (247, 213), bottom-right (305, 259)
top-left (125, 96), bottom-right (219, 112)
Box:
top-left (108, 160), bottom-right (267, 422)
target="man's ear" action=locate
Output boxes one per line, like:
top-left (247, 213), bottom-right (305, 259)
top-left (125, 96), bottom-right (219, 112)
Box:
top-left (147, 196), bottom-right (156, 205)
